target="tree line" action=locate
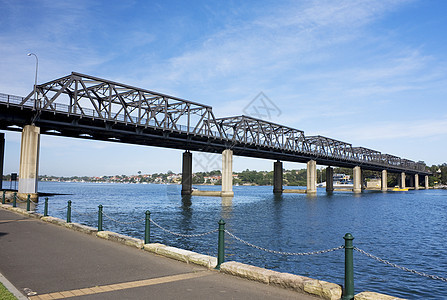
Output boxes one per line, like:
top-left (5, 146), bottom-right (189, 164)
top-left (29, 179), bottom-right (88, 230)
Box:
top-left (2, 164), bottom-right (446, 186)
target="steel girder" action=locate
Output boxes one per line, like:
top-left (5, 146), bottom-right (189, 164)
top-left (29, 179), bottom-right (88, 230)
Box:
top-left (216, 115), bottom-right (306, 152)
top-left (0, 71), bottom-right (430, 175)
top-left (20, 72), bottom-right (223, 138)
top-left (304, 135), bottom-right (354, 159)
top-left (352, 147), bottom-right (382, 164)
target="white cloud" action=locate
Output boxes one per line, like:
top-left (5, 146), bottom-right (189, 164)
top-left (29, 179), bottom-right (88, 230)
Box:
top-left (2, 0), bottom-right (447, 175)
top-left (334, 118), bottom-right (447, 142)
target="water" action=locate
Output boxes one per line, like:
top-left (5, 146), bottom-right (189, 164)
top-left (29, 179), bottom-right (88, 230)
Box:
top-left (8, 182), bottom-right (447, 299)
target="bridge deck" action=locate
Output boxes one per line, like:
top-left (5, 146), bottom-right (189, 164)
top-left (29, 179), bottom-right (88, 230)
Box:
top-left (0, 73), bottom-right (430, 175)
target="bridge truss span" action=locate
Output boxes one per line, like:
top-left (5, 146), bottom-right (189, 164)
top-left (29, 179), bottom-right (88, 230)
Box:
top-left (0, 72), bottom-right (430, 175)
top-left (20, 72), bottom-right (223, 138)
top-left (304, 135), bottom-right (354, 160)
top-left (216, 115), bottom-right (307, 152)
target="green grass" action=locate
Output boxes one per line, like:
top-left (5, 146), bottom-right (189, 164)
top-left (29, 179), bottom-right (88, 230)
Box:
top-left (0, 282), bottom-right (17, 300)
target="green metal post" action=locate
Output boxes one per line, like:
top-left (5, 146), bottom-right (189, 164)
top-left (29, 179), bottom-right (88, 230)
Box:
top-left (67, 200), bottom-right (72, 223)
top-left (2, 191), bottom-right (5, 204)
top-left (145, 210), bottom-right (151, 244)
top-left (44, 197), bottom-right (48, 216)
top-left (342, 233), bottom-right (354, 300)
top-left (215, 219), bottom-right (226, 270)
top-left (98, 205), bottom-right (103, 231)
top-left (13, 192), bottom-right (17, 207)
top-left (26, 194), bottom-right (31, 211)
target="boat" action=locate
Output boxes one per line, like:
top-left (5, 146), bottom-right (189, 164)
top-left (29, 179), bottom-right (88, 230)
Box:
top-left (317, 174), bottom-right (353, 188)
top-left (392, 187), bottom-right (409, 191)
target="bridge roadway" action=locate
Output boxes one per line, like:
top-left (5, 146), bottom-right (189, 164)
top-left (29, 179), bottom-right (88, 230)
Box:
top-left (0, 72), bottom-right (430, 198)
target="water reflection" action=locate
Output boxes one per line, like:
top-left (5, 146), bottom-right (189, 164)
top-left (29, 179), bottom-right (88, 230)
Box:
top-left (180, 194), bottom-right (194, 235)
top-left (306, 192), bottom-right (317, 200)
top-left (25, 182), bottom-right (447, 299)
top-left (181, 194), bottom-right (192, 210)
top-left (221, 196), bottom-right (233, 220)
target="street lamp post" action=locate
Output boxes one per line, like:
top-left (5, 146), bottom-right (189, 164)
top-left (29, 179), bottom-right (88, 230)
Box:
top-left (27, 53), bottom-right (38, 110)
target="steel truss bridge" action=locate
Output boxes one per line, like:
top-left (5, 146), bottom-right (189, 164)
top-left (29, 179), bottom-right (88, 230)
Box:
top-left (0, 72), bottom-right (429, 175)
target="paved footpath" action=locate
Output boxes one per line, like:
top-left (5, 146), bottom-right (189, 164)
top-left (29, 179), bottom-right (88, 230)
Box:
top-left (0, 208), bottom-right (319, 300)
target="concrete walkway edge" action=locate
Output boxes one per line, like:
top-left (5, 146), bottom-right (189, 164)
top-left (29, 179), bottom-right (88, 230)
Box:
top-left (0, 203), bottom-right (404, 300)
top-left (0, 271), bottom-right (28, 300)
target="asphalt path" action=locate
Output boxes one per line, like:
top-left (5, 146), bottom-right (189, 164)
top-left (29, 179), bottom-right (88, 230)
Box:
top-left (0, 208), bottom-right (319, 299)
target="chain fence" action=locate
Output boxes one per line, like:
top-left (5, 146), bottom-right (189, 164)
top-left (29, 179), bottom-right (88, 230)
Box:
top-left (51, 205), bottom-right (68, 212)
top-left (6, 196), bottom-right (446, 285)
top-left (225, 230), bottom-right (344, 256)
top-left (150, 218), bottom-right (218, 238)
top-left (71, 207), bottom-right (97, 217)
top-left (354, 247), bottom-right (447, 282)
top-left (102, 211), bottom-right (146, 225)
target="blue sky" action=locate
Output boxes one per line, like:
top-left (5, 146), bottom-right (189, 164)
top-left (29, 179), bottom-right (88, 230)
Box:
top-left (1, 0), bottom-right (446, 176)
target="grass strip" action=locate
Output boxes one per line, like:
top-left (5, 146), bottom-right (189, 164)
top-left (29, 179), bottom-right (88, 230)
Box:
top-left (0, 282), bottom-right (17, 300)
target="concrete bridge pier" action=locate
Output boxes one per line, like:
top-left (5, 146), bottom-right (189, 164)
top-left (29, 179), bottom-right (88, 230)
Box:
top-left (353, 166), bottom-right (362, 193)
top-left (398, 172), bottom-right (406, 189)
top-left (326, 166), bottom-right (333, 192)
top-left (414, 174), bottom-right (419, 190)
top-left (221, 149), bottom-right (234, 197)
top-left (0, 132), bottom-right (4, 190)
top-left (181, 151), bottom-right (192, 195)
top-left (273, 160), bottom-right (283, 194)
top-left (306, 160), bottom-right (317, 194)
top-left (381, 170), bottom-right (388, 192)
top-left (18, 125), bottom-right (40, 201)
top-left (409, 175), bottom-right (414, 189)
top-left (425, 175), bottom-right (429, 189)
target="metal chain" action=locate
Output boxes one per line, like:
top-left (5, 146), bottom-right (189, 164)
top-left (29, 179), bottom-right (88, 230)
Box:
top-left (52, 206), bottom-right (68, 211)
top-left (102, 211), bottom-right (145, 225)
top-left (14, 198), bottom-right (38, 204)
top-left (225, 230), bottom-right (344, 256)
top-left (150, 218), bottom-right (218, 238)
top-left (71, 207), bottom-right (97, 217)
top-left (354, 247), bottom-right (447, 282)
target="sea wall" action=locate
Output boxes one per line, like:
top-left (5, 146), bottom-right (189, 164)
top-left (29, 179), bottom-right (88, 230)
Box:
top-left (0, 203), bottom-right (406, 300)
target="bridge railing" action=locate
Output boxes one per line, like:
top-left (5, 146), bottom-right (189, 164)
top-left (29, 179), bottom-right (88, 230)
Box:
top-left (0, 89), bottom-right (428, 174)
top-left (0, 93), bottom-right (33, 107)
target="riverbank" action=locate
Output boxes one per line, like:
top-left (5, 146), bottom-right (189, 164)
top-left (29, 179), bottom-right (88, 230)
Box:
top-left (0, 203), bottom-right (404, 299)
top-left (3, 182), bottom-right (444, 298)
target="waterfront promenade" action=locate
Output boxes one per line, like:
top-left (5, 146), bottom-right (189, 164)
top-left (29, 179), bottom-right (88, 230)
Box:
top-left (0, 208), bottom-right (319, 300)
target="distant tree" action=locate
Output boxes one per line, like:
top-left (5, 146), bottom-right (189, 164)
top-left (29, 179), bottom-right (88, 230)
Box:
top-left (440, 165), bottom-right (447, 184)
top-left (192, 173), bottom-right (204, 184)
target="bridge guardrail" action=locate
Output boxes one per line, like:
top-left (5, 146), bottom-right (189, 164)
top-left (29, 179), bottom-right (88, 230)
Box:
top-left (0, 91), bottom-right (428, 174)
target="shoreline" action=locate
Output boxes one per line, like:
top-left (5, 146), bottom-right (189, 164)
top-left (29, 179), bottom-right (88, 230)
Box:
top-left (0, 202), bottom-right (404, 300)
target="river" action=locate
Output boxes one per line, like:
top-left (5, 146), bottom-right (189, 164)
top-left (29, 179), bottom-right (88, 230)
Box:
top-left (6, 181), bottom-right (446, 299)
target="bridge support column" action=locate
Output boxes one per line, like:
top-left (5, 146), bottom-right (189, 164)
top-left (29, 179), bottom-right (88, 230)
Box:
top-left (425, 175), bottom-right (429, 189)
top-left (273, 160), bottom-right (283, 194)
top-left (18, 125), bottom-right (40, 201)
top-left (0, 132), bottom-right (4, 190)
top-left (181, 151), bottom-right (192, 195)
top-left (221, 149), bottom-right (234, 197)
top-left (414, 174), bottom-right (419, 190)
top-left (326, 167), bottom-right (333, 192)
top-left (381, 170), bottom-right (388, 192)
top-left (409, 175), bottom-right (414, 188)
top-left (353, 166), bottom-right (362, 193)
top-left (399, 172), bottom-right (406, 189)
top-left (306, 160), bottom-right (317, 194)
